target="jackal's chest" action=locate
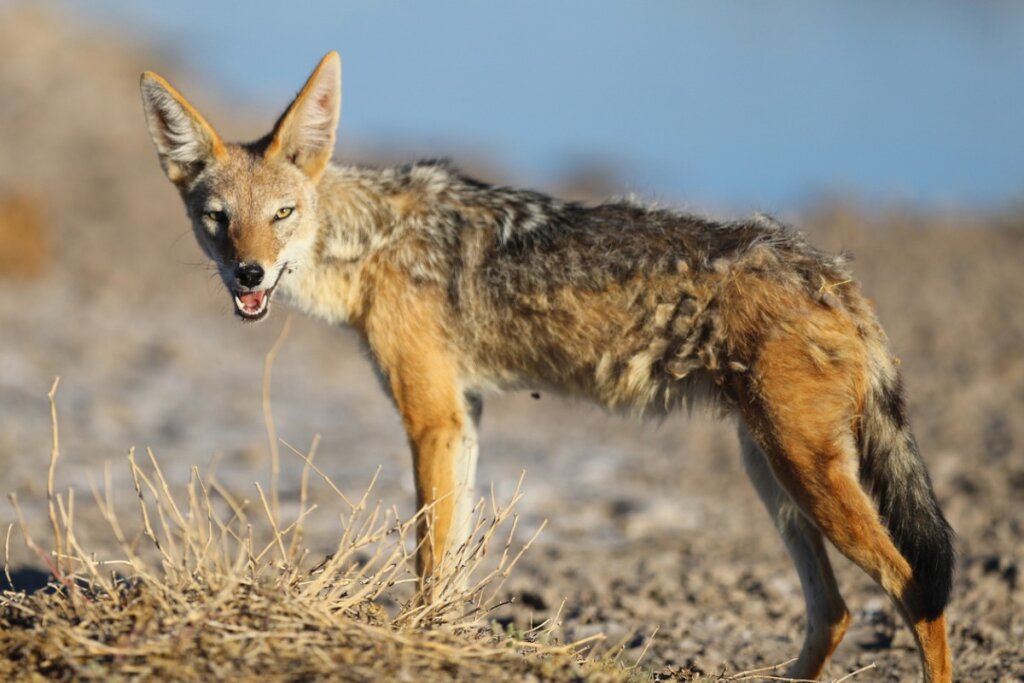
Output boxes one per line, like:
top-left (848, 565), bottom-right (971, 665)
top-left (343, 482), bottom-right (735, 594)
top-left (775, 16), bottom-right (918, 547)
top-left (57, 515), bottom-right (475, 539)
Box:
top-left (279, 262), bottom-right (363, 326)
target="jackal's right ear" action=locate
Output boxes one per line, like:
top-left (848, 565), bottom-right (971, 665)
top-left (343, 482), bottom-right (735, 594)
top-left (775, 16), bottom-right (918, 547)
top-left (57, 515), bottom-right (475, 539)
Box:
top-left (266, 52), bottom-right (341, 182)
top-left (140, 72), bottom-right (226, 186)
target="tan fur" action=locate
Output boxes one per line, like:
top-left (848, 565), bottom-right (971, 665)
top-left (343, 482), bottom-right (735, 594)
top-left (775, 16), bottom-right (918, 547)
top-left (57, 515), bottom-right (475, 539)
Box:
top-left (141, 53), bottom-right (955, 681)
top-left (915, 616), bottom-right (953, 683)
top-left (735, 298), bottom-right (949, 681)
top-left (739, 427), bottom-right (850, 679)
top-left (356, 259), bottom-right (466, 578)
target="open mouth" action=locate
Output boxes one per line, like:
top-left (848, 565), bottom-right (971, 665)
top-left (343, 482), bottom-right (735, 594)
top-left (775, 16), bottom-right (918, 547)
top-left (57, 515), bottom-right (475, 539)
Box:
top-left (232, 268), bottom-right (285, 322)
top-left (233, 286), bottom-right (274, 322)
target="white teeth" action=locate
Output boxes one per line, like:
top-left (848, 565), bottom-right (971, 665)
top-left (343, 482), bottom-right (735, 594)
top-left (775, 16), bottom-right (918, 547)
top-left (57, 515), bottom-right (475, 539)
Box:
top-left (233, 292), bottom-right (270, 316)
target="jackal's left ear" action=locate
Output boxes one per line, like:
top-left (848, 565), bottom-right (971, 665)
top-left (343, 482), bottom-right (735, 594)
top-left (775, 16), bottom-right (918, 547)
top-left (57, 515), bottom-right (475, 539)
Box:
top-left (267, 52), bottom-right (341, 182)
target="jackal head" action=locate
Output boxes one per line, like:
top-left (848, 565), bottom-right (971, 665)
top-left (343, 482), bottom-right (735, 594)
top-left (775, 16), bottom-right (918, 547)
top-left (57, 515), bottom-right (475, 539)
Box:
top-left (140, 53), bottom-right (341, 322)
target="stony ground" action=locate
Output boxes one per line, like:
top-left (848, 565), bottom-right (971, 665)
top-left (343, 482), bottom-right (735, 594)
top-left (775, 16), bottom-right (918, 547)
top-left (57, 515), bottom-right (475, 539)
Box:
top-left (1, 8), bottom-right (1022, 681)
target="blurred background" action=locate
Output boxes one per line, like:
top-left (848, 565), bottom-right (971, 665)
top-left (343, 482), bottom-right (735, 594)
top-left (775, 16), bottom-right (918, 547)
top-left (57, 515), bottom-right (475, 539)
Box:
top-left (0, 2), bottom-right (1021, 679)
top-left (68, 0), bottom-right (1024, 210)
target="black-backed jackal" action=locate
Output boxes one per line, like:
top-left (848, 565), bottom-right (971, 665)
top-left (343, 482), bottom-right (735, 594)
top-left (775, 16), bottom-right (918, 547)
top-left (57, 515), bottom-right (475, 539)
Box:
top-left (141, 53), bottom-right (955, 681)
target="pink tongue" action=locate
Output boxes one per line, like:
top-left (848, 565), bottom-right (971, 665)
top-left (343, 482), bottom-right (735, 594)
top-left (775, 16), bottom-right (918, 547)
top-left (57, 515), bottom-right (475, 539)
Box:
top-left (239, 291), bottom-right (265, 310)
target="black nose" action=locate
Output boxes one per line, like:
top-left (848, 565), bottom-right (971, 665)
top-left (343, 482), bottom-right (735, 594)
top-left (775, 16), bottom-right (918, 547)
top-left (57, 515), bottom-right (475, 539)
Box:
top-left (235, 263), bottom-right (264, 288)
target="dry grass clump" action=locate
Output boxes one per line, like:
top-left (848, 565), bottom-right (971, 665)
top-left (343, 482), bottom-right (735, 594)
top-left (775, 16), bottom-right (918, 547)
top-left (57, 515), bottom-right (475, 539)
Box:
top-left (0, 190), bottom-right (50, 278)
top-left (0, 331), bottom-right (876, 683)
top-left (0, 373), bottom-right (616, 681)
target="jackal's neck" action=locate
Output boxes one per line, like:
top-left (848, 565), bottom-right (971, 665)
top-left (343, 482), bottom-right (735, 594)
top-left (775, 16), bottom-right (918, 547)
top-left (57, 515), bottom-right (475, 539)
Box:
top-left (276, 162), bottom-right (413, 326)
top-left (315, 164), bottom-right (402, 256)
top-left (278, 158), bottom-right (574, 326)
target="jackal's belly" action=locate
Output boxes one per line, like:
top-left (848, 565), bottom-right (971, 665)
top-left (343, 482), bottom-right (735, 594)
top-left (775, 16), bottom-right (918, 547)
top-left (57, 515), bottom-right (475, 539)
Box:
top-left (462, 282), bottom-right (730, 415)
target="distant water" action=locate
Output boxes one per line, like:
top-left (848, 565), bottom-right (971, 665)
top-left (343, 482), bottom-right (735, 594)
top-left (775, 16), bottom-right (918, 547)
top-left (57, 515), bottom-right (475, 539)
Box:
top-left (72, 0), bottom-right (1024, 209)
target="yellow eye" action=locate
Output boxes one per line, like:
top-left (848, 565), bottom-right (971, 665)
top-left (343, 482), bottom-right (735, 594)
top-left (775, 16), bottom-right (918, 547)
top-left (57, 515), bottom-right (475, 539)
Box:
top-left (204, 210), bottom-right (226, 223)
top-left (275, 207), bottom-right (294, 220)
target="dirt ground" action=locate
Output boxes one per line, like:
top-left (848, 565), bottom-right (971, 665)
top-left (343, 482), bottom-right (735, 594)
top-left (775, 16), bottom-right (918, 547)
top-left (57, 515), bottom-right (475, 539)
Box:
top-left (1, 9), bottom-right (1022, 682)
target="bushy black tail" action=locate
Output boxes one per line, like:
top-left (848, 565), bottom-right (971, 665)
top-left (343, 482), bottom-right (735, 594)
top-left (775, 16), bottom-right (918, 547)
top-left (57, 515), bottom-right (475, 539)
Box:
top-left (858, 367), bottom-right (956, 619)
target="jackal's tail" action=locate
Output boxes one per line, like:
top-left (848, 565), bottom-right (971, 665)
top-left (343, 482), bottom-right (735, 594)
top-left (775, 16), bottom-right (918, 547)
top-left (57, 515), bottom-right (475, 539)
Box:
top-left (858, 357), bottom-right (956, 619)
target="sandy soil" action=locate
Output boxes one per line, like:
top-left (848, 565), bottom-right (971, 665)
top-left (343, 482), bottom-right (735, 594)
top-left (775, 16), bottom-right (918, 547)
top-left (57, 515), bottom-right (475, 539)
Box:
top-left (1, 9), bottom-right (1022, 681)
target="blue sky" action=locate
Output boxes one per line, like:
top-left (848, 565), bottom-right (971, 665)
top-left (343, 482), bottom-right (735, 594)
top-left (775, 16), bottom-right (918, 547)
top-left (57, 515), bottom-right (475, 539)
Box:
top-left (75, 1), bottom-right (1024, 210)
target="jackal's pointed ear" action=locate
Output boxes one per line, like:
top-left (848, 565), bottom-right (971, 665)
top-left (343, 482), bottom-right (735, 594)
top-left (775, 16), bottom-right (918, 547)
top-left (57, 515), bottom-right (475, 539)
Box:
top-left (140, 72), bottom-right (226, 186)
top-left (266, 52), bottom-right (341, 182)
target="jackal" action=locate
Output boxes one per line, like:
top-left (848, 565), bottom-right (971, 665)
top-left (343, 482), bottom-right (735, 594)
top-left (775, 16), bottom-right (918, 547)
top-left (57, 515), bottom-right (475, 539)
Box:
top-left (141, 53), bottom-right (955, 681)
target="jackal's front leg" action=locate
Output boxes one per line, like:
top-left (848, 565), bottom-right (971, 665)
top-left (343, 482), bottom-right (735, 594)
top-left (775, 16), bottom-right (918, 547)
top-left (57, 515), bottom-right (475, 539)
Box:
top-left (362, 277), bottom-right (480, 589)
top-left (365, 331), bottom-right (475, 585)
top-left (404, 391), bottom-right (480, 582)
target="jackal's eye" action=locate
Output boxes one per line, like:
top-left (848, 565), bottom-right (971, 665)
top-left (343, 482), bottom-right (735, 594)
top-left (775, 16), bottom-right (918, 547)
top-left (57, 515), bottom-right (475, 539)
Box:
top-left (274, 207), bottom-right (295, 221)
top-left (203, 210), bottom-right (227, 224)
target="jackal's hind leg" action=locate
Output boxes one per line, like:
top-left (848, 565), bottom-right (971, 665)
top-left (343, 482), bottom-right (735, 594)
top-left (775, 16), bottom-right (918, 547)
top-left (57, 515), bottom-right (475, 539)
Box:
top-left (744, 311), bottom-right (952, 683)
top-left (739, 425), bottom-right (850, 680)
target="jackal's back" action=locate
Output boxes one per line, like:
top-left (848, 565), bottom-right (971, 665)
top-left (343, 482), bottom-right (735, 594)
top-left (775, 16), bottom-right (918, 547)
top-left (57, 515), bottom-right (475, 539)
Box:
top-left (391, 165), bottom-right (865, 413)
